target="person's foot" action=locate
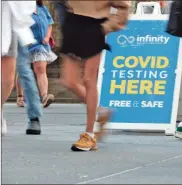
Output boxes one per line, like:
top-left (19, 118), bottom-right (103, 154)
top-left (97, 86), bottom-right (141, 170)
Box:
top-left (175, 122), bottom-right (182, 139)
top-left (42, 94), bottom-right (55, 108)
top-left (95, 107), bottom-right (111, 141)
top-left (2, 115), bottom-right (7, 136)
top-left (17, 96), bottom-right (25, 107)
top-left (26, 120), bottom-right (41, 135)
top-left (71, 133), bottom-right (97, 151)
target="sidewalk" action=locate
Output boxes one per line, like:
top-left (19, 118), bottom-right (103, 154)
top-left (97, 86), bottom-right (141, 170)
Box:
top-left (2, 104), bottom-right (182, 184)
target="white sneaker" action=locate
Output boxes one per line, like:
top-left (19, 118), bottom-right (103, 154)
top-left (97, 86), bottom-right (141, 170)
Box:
top-left (2, 114), bottom-right (7, 136)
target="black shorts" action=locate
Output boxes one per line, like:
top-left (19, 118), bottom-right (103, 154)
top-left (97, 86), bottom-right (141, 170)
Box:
top-left (60, 12), bottom-right (110, 60)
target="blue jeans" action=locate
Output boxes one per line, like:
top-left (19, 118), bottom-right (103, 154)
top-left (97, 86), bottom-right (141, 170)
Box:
top-left (16, 44), bottom-right (42, 120)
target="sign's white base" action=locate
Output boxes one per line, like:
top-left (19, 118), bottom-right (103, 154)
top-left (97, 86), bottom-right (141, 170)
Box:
top-left (94, 122), bottom-right (175, 136)
top-left (165, 128), bottom-right (175, 136)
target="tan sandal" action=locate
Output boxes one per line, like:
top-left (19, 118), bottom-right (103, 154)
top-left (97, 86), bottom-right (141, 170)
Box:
top-left (42, 94), bottom-right (55, 108)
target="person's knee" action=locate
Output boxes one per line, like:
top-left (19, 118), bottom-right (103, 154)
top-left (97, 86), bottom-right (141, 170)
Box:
top-left (34, 63), bottom-right (46, 75)
top-left (60, 78), bottom-right (77, 90)
top-left (83, 75), bottom-right (97, 89)
top-left (84, 67), bottom-right (98, 89)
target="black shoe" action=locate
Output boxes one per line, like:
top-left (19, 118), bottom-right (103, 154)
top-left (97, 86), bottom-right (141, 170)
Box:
top-left (26, 121), bottom-right (41, 135)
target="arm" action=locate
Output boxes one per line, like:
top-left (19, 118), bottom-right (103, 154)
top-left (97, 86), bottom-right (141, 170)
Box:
top-left (8, 1), bottom-right (37, 46)
top-left (101, 1), bottom-right (131, 34)
top-left (160, 1), bottom-right (166, 8)
top-left (45, 25), bottom-right (52, 41)
top-left (42, 25), bottom-right (52, 45)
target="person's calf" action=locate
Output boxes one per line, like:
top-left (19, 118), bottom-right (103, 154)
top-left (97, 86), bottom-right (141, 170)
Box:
top-left (1, 56), bottom-right (16, 105)
top-left (84, 79), bottom-right (98, 133)
top-left (84, 77), bottom-right (111, 140)
top-left (1, 80), bottom-right (15, 105)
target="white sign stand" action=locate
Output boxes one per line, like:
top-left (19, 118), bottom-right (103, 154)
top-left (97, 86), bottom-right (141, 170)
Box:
top-left (96, 2), bottom-right (182, 136)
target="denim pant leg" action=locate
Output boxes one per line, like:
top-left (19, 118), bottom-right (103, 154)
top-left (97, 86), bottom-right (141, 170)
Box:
top-left (16, 44), bottom-right (42, 120)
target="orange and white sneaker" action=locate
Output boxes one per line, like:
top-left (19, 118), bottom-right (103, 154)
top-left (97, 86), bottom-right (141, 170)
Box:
top-left (95, 107), bottom-right (112, 141)
top-left (71, 133), bottom-right (97, 151)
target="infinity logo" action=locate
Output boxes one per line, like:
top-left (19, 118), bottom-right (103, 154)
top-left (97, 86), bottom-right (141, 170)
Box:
top-left (117, 35), bottom-right (135, 45)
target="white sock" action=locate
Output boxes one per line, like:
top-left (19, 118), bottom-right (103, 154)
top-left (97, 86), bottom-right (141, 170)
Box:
top-left (178, 122), bottom-right (182, 127)
top-left (86, 132), bottom-right (95, 139)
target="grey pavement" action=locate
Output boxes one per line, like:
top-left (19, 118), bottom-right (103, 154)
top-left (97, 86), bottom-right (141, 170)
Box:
top-left (2, 104), bottom-right (182, 184)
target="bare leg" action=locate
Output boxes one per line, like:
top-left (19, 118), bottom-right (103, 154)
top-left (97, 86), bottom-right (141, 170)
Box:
top-left (33, 61), bottom-right (54, 108)
top-left (16, 74), bottom-right (24, 96)
top-left (1, 56), bottom-right (16, 106)
top-left (60, 55), bottom-right (109, 134)
top-left (84, 54), bottom-right (101, 133)
top-left (61, 55), bottom-right (110, 149)
top-left (33, 62), bottom-right (48, 97)
top-left (60, 56), bottom-right (86, 103)
top-left (16, 74), bottom-right (24, 107)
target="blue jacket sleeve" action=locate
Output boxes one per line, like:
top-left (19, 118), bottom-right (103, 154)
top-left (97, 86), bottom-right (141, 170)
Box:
top-left (42, 5), bottom-right (54, 25)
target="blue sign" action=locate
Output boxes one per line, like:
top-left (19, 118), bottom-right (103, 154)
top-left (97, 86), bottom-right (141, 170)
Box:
top-left (99, 20), bottom-right (180, 124)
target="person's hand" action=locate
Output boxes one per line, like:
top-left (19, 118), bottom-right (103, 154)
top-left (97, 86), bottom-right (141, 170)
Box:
top-left (42, 36), bottom-right (49, 45)
top-left (160, 1), bottom-right (166, 8)
top-left (101, 11), bottom-right (128, 35)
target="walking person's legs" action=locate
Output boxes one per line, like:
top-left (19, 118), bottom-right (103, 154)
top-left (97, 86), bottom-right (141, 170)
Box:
top-left (33, 61), bottom-right (54, 108)
top-left (59, 8), bottom-right (131, 150)
top-left (16, 43), bottom-right (42, 135)
top-left (60, 54), bottom-right (111, 151)
top-left (71, 54), bottom-right (110, 151)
